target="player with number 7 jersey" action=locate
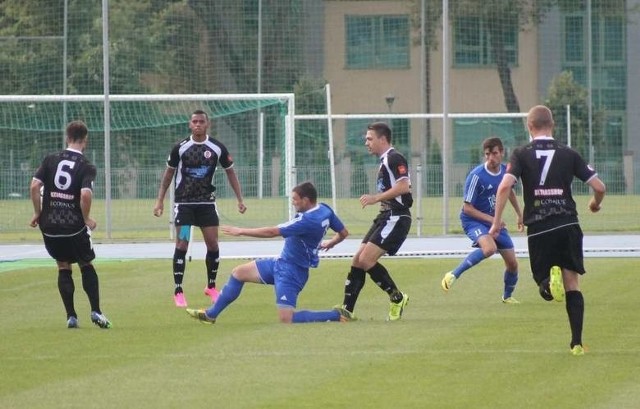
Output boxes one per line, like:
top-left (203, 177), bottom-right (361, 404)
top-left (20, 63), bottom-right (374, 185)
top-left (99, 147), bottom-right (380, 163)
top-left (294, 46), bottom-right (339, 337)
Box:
top-left (491, 105), bottom-right (605, 355)
top-left (508, 136), bottom-right (596, 227)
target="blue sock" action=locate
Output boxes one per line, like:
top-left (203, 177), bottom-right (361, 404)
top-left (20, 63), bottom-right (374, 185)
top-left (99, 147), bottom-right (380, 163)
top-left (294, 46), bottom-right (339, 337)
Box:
top-left (292, 310), bottom-right (340, 323)
top-left (503, 271), bottom-right (518, 298)
top-left (452, 248), bottom-right (485, 278)
top-left (206, 276), bottom-right (244, 318)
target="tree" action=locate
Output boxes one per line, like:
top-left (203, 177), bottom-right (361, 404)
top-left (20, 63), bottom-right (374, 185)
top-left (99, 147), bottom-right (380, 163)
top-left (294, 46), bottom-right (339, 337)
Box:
top-left (410, 0), bottom-right (557, 115)
top-left (544, 70), bottom-right (603, 159)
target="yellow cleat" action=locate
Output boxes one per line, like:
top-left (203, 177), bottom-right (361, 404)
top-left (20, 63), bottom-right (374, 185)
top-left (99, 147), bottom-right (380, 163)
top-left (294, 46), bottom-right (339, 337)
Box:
top-left (549, 266), bottom-right (565, 302)
top-left (186, 308), bottom-right (216, 324)
top-left (501, 296), bottom-right (520, 304)
top-left (441, 272), bottom-right (456, 292)
top-left (387, 293), bottom-right (409, 321)
top-left (571, 345), bottom-right (585, 356)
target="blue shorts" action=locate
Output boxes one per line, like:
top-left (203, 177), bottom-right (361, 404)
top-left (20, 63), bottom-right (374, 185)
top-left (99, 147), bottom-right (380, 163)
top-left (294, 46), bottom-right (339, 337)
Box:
top-left (255, 258), bottom-right (309, 308)
top-left (462, 221), bottom-right (514, 250)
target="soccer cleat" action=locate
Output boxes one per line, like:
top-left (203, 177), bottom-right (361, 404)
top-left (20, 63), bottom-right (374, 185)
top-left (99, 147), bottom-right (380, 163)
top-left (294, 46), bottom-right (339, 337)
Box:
top-left (501, 296), bottom-right (520, 304)
top-left (549, 266), bottom-right (565, 302)
top-left (387, 293), bottom-right (409, 321)
top-left (67, 316), bottom-right (79, 329)
top-left (186, 308), bottom-right (216, 324)
top-left (538, 279), bottom-right (554, 301)
top-left (441, 271), bottom-right (456, 292)
top-left (332, 305), bottom-right (357, 322)
top-left (571, 345), bottom-right (585, 356)
top-left (204, 286), bottom-right (220, 303)
top-left (174, 292), bottom-right (188, 307)
top-left (90, 311), bottom-right (112, 329)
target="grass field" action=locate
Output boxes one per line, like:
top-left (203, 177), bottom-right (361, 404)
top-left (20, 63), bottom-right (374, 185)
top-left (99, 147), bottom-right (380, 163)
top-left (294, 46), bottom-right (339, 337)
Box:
top-left (1, 257), bottom-right (639, 409)
top-left (2, 194), bottom-right (640, 243)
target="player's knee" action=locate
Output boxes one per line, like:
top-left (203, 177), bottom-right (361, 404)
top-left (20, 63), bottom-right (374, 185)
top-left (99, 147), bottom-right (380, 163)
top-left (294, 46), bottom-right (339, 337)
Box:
top-left (278, 308), bottom-right (294, 323)
top-left (481, 246), bottom-right (497, 258)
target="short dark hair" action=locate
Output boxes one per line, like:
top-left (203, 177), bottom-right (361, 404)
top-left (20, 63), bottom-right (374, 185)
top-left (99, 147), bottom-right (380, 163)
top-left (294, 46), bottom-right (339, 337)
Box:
top-left (66, 121), bottom-right (88, 143)
top-left (292, 181), bottom-right (317, 203)
top-left (482, 137), bottom-right (504, 152)
top-left (367, 122), bottom-right (392, 143)
top-left (192, 109), bottom-right (209, 120)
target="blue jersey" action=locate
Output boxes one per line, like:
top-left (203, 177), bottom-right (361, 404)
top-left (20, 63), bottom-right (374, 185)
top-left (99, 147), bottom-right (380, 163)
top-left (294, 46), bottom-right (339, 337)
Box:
top-left (277, 203), bottom-right (345, 269)
top-left (460, 163), bottom-right (507, 226)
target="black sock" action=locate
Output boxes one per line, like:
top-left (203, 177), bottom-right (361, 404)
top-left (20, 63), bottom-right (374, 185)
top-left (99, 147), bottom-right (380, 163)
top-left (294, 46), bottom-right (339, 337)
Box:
top-left (343, 267), bottom-right (366, 313)
top-left (368, 262), bottom-right (401, 301)
top-left (205, 250), bottom-right (220, 288)
top-left (58, 269), bottom-right (76, 318)
top-left (566, 290), bottom-right (584, 348)
top-left (81, 264), bottom-right (101, 314)
top-left (173, 248), bottom-right (187, 294)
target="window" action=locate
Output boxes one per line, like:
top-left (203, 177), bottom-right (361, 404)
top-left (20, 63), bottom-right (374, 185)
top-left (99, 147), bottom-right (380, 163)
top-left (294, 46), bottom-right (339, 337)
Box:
top-left (561, 12), bottom-right (627, 160)
top-left (562, 14), bottom-right (627, 109)
top-left (345, 15), bottom-right (410, 69)
top-left (453, 16), bottom-right (518, 67)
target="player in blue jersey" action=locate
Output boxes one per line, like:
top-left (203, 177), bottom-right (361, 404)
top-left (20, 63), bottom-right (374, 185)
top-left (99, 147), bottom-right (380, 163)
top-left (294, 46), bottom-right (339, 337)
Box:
top-left (441, 137), bottom-right (523, 303)
top-left (186, 181), bottom-right (351, 324)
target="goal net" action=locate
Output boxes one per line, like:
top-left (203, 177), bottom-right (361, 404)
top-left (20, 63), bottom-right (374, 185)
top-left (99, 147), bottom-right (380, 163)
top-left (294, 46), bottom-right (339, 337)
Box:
top-left (0, 94), bottom-right (295, 241)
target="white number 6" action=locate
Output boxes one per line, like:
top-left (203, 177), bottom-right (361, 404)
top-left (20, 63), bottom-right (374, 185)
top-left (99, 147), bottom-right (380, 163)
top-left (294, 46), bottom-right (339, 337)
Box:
top-left (54, 160), bottom-right (75, 190)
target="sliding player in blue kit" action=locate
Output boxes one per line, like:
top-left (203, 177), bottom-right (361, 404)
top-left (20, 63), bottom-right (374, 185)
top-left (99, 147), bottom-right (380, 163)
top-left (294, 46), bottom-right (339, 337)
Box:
top-left (186, 181), bottom-right (351, 324)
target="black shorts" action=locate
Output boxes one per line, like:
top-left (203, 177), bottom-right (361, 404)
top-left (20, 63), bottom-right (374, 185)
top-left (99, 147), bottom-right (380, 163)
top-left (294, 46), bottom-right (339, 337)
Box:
top-left (43, 227), bottom-right (95, 264)
top-left (527, 223), bottom-right (585, 285)
top-left (362, 210), bottom-right (411, 256)
top-left (174, 203), bottom-right (219, 227)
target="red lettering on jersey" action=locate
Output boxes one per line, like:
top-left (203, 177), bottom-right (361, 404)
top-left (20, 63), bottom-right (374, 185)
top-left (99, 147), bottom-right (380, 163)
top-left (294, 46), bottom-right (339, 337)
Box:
top-left (398, 165), bottom-right (407, 175)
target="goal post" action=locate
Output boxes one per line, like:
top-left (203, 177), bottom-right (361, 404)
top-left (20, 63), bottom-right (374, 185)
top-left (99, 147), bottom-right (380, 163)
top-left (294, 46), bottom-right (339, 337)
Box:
top-left (0, 93), bottom-right (295, 241)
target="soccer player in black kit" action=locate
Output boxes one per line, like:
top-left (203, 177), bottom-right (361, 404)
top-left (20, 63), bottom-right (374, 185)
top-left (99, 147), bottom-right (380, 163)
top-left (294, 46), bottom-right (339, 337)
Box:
top-left (29, 120), bottom-right (111, 329)
top-left (490, 105), bottom-right (606, 356)
top-left (337, 122), bottom-right (412, 321)
top-left (154, 110), bottom-right (246, 307)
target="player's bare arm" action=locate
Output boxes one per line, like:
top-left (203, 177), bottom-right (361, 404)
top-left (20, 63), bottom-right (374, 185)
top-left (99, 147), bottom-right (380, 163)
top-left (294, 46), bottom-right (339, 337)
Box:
top-left (29, 178), bottom-right (43, 227)
top-left (221, 225), bottom-right (280, 238)
top-left (319, 227), bottom-right (349, 251)
top-left (154, 167), bottom-right (175, 217)
top-left (80, 188), bottom-right (97, 230)
top-left (360, 178), bottom-right (410, 208)
top-left (507, 189), bottom-right (524, 232)
top-left (489, 176), bottom-right (516, 238)
top-left (587, 176), bottom-right (606, 213)
top-left (462, 202), bottom-right (499, 226)
top-left (224, 167), bottom-right (247, 214)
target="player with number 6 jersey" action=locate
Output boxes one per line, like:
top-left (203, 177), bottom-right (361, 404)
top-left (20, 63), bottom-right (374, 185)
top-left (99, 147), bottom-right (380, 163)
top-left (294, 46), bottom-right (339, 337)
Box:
top-left (30, 120), bottom-right (111, 329)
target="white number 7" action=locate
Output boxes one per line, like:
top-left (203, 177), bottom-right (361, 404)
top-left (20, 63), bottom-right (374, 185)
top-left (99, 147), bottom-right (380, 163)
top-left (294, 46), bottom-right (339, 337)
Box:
top-left (535, 150), bottom-right (555, 185)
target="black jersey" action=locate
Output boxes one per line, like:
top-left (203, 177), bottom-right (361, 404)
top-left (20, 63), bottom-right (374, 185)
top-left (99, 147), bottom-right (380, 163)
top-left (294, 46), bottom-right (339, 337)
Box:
top-left (33, 149), bottom-right (96, 236)
top-left (377, 148), bottom-right (413, 211)
top-left (167, 135), bottom-right (234, 203)
top-left (507, 137), bottom-right (597, 228)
